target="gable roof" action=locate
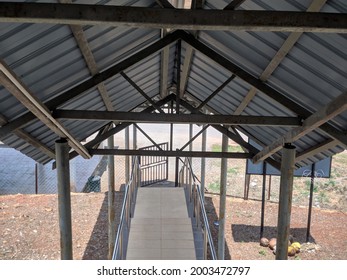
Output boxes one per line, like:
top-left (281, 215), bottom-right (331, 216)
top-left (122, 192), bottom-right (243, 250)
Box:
top-left (0, 0), bottom-right (346, 168)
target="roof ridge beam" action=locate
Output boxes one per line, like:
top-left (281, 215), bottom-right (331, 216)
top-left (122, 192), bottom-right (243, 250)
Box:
top-left (0, 3), bottom-right (346, 33)
top-left (253, 91), bottom-right (347, 163)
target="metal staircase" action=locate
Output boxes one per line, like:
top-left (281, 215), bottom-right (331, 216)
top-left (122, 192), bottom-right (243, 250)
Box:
top-left (112, 143), bottom-right (216, 260)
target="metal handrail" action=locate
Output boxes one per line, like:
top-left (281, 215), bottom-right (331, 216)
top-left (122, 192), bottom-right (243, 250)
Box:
top-left (178, 157), bottom-right (217, 260)
top-left (112, 156), bottom-right (140, 260)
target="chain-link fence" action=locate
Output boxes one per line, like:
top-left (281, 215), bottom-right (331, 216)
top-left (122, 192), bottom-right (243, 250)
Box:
top-left (0, 145), bottom-right (127, 195)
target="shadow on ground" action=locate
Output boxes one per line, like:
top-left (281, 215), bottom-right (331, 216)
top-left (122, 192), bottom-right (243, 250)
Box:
top-left (82, 190), bottom-right (124, 260)
top-left (205, 196), bottom-right (231, 259)
top-left (231, 224), bottom-right (315, 244)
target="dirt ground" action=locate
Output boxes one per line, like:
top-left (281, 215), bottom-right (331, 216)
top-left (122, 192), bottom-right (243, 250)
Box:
top-left (1, 190), bottom-right (346, 260)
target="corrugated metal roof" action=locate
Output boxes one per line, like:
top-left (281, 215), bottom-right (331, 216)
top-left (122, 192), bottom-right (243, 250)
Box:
top-left (0, 0), bottom-right (346, 168)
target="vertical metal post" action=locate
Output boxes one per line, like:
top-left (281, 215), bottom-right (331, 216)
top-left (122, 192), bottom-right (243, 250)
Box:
top-left (55, 138), bottom-right (73, 260)
top-left (260, 163), bottom-right (266, 238)
top-left (175, 155), bottom-right (179, 187)
top-left (306, 163), bottom-right (315, 242)
top-left (125, 127), bottom-right (130, 182)
top-left (201, 124), bottom-right (207, 201)
top-left (203, 228), bottom-right (208, 259)
top-left (107, 132), bottom-right (115, 260)
top-left (276, 143), bottom-right (296, 260)
top-left (268, 175), bottom-right (272, 200)
top-left (218, 132), bottom-right (228, 260)
top-left (244, 174), bottom-right (251, 200)
top-left (35, 163), bottom-right (38, 194)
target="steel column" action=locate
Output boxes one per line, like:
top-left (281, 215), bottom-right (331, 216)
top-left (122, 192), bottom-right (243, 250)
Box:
top-left (218, 132), bottom-right (228, 260)
top-left (201, 125), bottom-right (207, 200)
top-left (125, 127), bottom-right (130, 182)
top-left (260, 163), bottom-right (266, 238)
top-left (276, 143), bottom-right (296, 260)
top-left (188, 124), bottom-right (193, 189)
top-left (55, 138), bottom-right (73, 260)
top-left (244, 174), bottom-right (250, 200)
top-left (107, 132), bottom-right (115, 260)
top-left (306, 163), bottom-right (315, 242)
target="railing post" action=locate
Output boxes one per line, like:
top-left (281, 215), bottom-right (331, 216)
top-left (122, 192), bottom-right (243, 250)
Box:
top-left (175, 156), bottom-right (179, 187)
top-left (196, 186), bottom-right (200, 228)
top-left (203, 228), bottom-right (208, 259)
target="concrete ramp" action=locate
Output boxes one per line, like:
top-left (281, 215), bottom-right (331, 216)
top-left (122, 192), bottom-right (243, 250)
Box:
top-left (126, 186), bottom-right (196, 260)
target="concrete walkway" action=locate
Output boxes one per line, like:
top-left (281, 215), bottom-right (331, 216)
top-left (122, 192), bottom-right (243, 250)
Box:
top-left (126, 185), bottom-right (196, 260)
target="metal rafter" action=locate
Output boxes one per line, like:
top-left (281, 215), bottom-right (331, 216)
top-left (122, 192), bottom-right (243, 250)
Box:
top-left (224, 0), bottom-right (246, 10)
top-left (59, 0), bottom-right (114, 111)
top-left (0, 61), bottom-right (91, 159)
top-left (253, 91), bottom-right (347, 163)
top-left (155, 0), bottom-right (175, 9)
top-left (120, 72), bottom-right (164, 113)
top-left (233, 0), bottom-right (328, 115)
top-left (195, 74), bottom-right (236, 112)
top-left (179, 31), bottom-right (347, 147)
top-left (179, 125), bottom-right (209, 151)
top-left (0, 31), bottom-right (181, 138)
top-left (179, 0), bottom-right (205, 98)
top-left (295, 139), bottom-right (339, 163)
top-left (53, 110), bottom-right (301, 126)
top-left (0, 114), bottom-right (55, 159)
top-left (160, 29), bottom-right (170, 98)
top-left (0, 3), bottom-right (346, 33)
top-left (134, 124), bottom-right (163, 151)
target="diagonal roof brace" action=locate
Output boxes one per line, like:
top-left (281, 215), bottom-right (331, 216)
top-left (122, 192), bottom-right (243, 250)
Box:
top-left (252, 91), bottom-right (347, 163)
top-left (0, 60), bottom-right (91, 159)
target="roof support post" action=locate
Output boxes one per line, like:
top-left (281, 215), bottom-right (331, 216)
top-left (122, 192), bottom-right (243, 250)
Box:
top-left (125, 127), bottom-right (130, 183)
top-left (200, 122), bottom-right (207, 201)
top-left (107, 128), bottom-right (115, 260)
top-left (306, 163), bottom-right (315, 243)
top-left (55, 138), bottom-right (73, 260)
top-left (218, 131), bottom-right (228, 260)
top-left (276, 143), bottom-right (296, 260)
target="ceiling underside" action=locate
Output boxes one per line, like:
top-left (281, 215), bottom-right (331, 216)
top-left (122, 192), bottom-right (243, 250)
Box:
top-left (0, 0), bottom-right (346, 169)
